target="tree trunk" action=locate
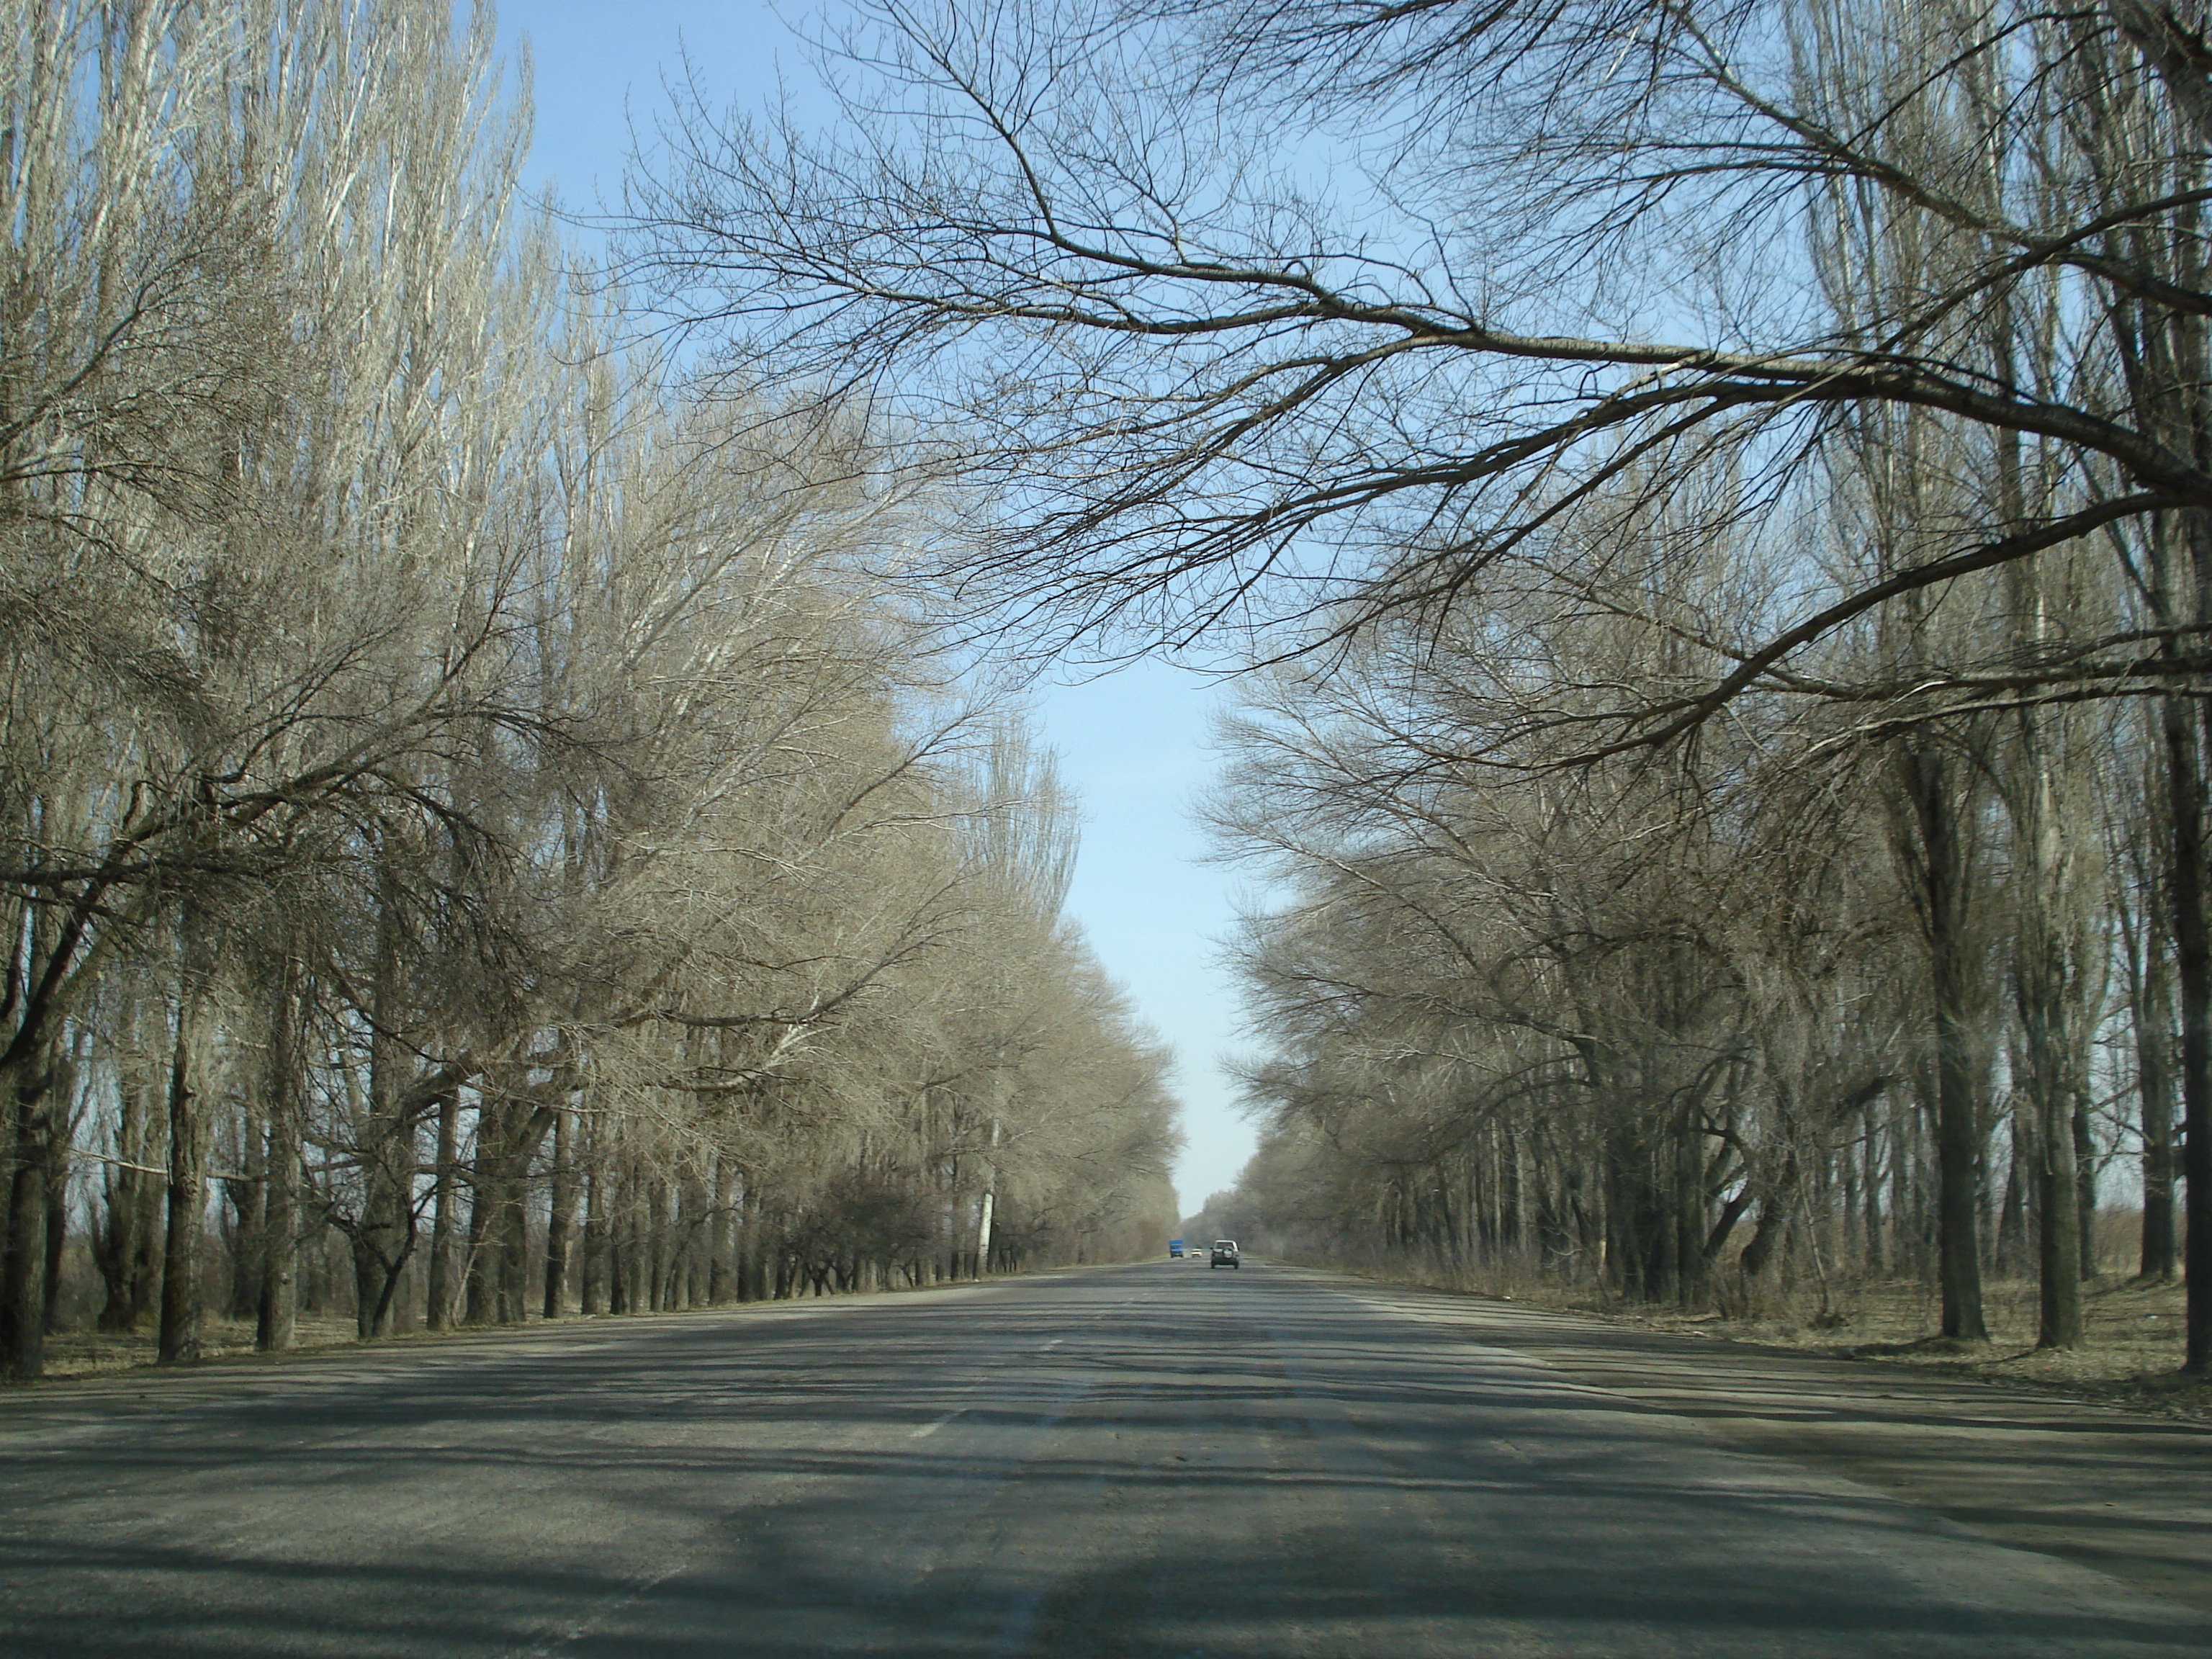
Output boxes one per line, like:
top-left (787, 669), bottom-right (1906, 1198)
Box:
top-left (2168, 688), bottom-right (2212, 1373)
top-left (1897, 743), bottom-right (1990, 1342)
top-left (2034, 1076), bottom-right (2084, 1348)
top-left (227, 1151), bottom-right (265, 1322)
top-left (0, 1064), bottom-right (54, 1377)
top-left (96, 1071), bottom-right (156, 1331)
top-left (975, 1117), bottom-right (1000, 1280)
top-left (354, 859), bottom-right (415, 1339)
top-left (2073, 1089), bottom-right (2100, 1282)
top-left (646, 1178), bottom-right (668, 1310)
top-left (580, 1118), bottom-right (606, 1315)
top-left (1861, 1097), bottom-right (1887, 1277)
top-left (463, 1106), bottom-right (523, 1327)
top-left (2019, 834), bottom-right (2082, 1348)
top-left (258, 964), bottom-right (301, 1352)
top-left (1996, 1094), bottom-right (2030, 1277)
top-left (544, 1107), bottom-right (575, 1320)
top-left (1739, 1151), bottom-right (1799, 1283)
top-left (500, 1146), bottom-right (529, 1323)
top-left (2141, 963), bottom-right (2180, 1281)
top-left (424, 1091), bottom-right (461, 1329)
top-left (708, 1156), bottom-right (734, 1303)
top-left (2011, 656), bottom-right (2086, 1350)
top-left (159, 999), bottom-right (206, 1366)
top-left (258, 1118), bottom-right (299, 1352)
top-left (463, 1123), bottom-right (500, 1326)
top-left (607, 1156), bottom-right (631, 1315)
top-left (462, 1101), bottom-right (552, 1326)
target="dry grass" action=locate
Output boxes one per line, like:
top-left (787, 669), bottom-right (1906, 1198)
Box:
top-left (1285, 1240), bottom-right (2212, 1423)
top-left (36, 1315), bottom-right (403, 1378)
top-left (1616, 1274), bottom-right (2212, 1423)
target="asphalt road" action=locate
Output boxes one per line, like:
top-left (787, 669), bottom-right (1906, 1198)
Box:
top-left (1, 1259), bottom-right (2207, 1657)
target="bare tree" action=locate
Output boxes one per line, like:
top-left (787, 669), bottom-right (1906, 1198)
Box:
top-left (634, 0), bottom-right (2212, 1370)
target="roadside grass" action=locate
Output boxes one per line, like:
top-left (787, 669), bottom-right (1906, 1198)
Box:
top-left (40, 1314), bottom-right (377, 1379)
top-left (1281, 1247), bottom-right (2212, 1422)
top-left (1614, 1274), bottom-right (2211, 1422)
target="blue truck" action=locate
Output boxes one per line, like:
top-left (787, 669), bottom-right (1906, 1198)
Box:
top-left (1168, 1239), bottom-right (1185, 1257)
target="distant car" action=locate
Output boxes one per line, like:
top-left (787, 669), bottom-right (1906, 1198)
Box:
top-left (1210, 1239), bottom-right (1240, 1269)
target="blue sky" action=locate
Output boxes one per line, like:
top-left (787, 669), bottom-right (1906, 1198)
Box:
top-left (498, 1), bottom-right (1258, 1215)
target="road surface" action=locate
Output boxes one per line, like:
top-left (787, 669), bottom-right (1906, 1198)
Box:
top-left (1, 1259), bottom-right (2206, 1656)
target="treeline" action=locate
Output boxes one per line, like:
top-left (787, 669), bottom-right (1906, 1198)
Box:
top-left (1198, 585), bottom-right (2170, 1331)
top-left (619, 0), bottom-right (2212, 1372)
top-left (0, 0), bottom-right (1177, 1380)
top-left (1172, 0), bottom-right (2202, 1352)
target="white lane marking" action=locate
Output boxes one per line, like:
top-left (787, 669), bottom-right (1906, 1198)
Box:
top-left (911, 1408), bottom-right (965, 1439)
top-left (1040, 1338), bottom-right (1063, 1349)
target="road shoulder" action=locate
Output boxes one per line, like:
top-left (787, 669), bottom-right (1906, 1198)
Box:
top-left (1290, 1267), bottom-right (2212, 1618)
